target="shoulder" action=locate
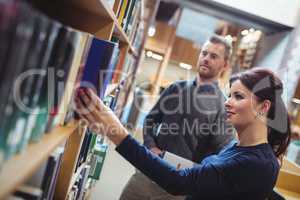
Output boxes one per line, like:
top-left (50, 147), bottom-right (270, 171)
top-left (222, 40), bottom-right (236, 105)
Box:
top-left (164, 80), bottom-right (193, 92)
top-left (221, 146), bottom-right (280, 175)
top-left (172, 80), bottom-right (193, 88)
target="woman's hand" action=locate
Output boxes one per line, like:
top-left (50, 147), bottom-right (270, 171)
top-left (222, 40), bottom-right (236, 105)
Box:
top-left (74, 88), bottom-right (128, 146)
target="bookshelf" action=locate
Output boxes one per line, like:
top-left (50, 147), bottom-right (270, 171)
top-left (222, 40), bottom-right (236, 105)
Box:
top-left (276, 188), bottom-right (300, 200)
top-left (275, 158), bottom-right (300, 199)
top-left (0, 0), bottom-right (146, 199)
top-left (32, 0), bottom-right (138, 53)
top-left (0, 121), bottom-right (78, 199)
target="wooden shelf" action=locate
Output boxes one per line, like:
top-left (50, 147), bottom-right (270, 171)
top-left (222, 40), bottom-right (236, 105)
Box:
top-left (69, 0), bottom-right (116, 22)
top-left (275, 188), bottom-right (300, 200)
top-left (113, 23), bottom-right (134, 50)
top-left (33, 0), bottom-right (134, 45)
top-left (68, 0), bottom-right (134, 47)
top-left (0, 121), bottom-right (78, 199)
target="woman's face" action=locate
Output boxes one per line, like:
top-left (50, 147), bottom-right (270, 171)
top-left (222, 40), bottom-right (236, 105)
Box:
top-left (225, 80), bottom-right (261, 129)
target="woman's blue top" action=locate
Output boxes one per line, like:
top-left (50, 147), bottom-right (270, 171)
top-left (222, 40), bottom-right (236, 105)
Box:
top-left (116, 135), bottom-right (279, 200)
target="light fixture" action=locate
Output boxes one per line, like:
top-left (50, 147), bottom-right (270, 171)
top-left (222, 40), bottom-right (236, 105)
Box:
top-left (146, 51), bottom-right (153, 57)
top-left (225, 35), bottom-right (233, 43)
top-left (292, 98), bottom-right (300, 104)
top-left (148, 25), bottom-right (156, 37)
top-left (249, 28), bottom-right (255, 32)
top-left (241, 30), bottom-right (249, 36)
top-left (179, 62), bottom-right (192, 70)
top-left (151, 53), bottom-right (163, 61)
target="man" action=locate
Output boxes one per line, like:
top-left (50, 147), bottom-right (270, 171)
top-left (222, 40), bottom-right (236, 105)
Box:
top-left (119, 35), bottom-right (235, 200)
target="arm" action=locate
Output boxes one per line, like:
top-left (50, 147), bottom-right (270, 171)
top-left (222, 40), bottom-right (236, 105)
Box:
top-left (75, 88), bottom-right (230, 197)
top-left (116, 135), bottom-right (230, 197)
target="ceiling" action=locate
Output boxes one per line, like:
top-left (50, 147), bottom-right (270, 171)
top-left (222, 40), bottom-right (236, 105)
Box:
top-left (155, 0), bottom-right (294, 45)
top-left (169, 0), bottom-right (293, 34)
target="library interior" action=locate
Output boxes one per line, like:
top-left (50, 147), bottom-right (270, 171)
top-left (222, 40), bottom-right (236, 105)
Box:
top-left (0, 0), bottom-right (300, 200)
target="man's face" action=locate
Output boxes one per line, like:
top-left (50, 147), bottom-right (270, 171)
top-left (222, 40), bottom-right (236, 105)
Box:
top-left (197, 41), bottom-right (227, 80)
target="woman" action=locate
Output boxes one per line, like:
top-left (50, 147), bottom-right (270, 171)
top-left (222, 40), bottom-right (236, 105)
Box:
top-left (75, 68), bottom-right (291, 200)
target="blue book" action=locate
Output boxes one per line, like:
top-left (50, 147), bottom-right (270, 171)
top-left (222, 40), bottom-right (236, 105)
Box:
top-left (81, 37), bottom-right (119, 99)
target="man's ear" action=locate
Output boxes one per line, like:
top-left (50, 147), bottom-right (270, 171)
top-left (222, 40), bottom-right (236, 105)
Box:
top-left (224, 59), bottom-right (230, 70)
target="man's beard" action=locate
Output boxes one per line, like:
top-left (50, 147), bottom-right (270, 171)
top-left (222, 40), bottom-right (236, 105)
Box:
top-left (198, 66), bottom-right (213, 79)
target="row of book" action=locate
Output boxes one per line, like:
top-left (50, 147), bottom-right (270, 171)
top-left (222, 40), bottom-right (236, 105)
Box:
top-left (0, 0), bottom-right (123, 168)
top-left (68, 165), bottom-right (91, 200)
top-left (116, 0), bottom-right (142, 41)
top-left (1, 0), bottom-right (142, 198)
top-left (10, 146), bottom-right (64, 200)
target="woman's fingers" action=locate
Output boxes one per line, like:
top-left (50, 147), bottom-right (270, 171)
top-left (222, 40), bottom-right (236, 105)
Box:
top-left (75, 95), bottom-right (96, 123)
top-left (86, 88), bottom-right (108, 112)
top-left (74, 95), bottom-right (88, 115)
top-left (75, 89), bottom-right (107, 122)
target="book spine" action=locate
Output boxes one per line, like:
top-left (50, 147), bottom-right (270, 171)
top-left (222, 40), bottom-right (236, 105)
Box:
top-left (17, 12), bottom-right (50, 152)
top-left (2, 1), bottom-right (36, 159)
top-left (29, 21), bottom-right (62, 142)
top-left (117, 0), bottom-right (128, 26)
top-left (123, 0), bottom-right (137, 33)
top-left (45, 27), bottom-right (81, 132)
top-left (99, 43), bottom-right (120, 99)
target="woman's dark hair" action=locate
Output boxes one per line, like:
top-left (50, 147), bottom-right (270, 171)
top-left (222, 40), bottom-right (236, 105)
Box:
top-left (229, 68), bottom-right (291, 158)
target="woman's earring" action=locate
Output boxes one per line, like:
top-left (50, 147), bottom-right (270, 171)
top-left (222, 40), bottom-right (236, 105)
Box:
top-left (256, 111), bottom-right (264, 119)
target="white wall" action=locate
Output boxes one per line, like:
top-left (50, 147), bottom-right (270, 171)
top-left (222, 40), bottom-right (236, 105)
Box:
top-left (254, 31), bottom-right (290, 70)
top-left (212, 0), bottom-right (300, 27)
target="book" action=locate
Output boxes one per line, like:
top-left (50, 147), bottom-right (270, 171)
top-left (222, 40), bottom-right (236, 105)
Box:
top-left (64, 34), bottom-right (92, 122)
top-left (123, 0), bottom-right (137, 31)
top-left (117, 0), bottom-right (129, 26)
top-left (112, 47), bottom-right (127, 83)
top-left (15, 11), bottom-right (51, 152)
top-left (162, 151), bottom-right (196, 169)
top-left (1, 1), bottom-right (36, 159)
top-left (45, 27), bottom-right (81, 133)
top-left (132, 21), bottom-right (143, 49)
top-left (0, 0), bottom-right (21, 166)
top-left (80, 37), bottom-right (119, 99)
top-left (121, 0), bottom-right (134, 28)
top-left (29, 20), bottom-right (62, 142)
top-left (24, 146), bottom-right (64, 200)
top-left (127, 0), bottom-right (140, 38)
top-left (41, 147), bottom-right (64, 200)
top-left (88, 134), bottom-right (108, 180)
top-left (0, 0), bottom-right (18, 80)
top-left (76, 166), bottom-right (91, 200)
top-left (13, 185), bottom-right (43, 200)
top-left (75, 130), bottom-right (93, 173)
top-left (55, 32), bottom-right (89, 126)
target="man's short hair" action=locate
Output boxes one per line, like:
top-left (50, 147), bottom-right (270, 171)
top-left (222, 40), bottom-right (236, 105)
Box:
top-left (207, 35), bottom-right (232, 61)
